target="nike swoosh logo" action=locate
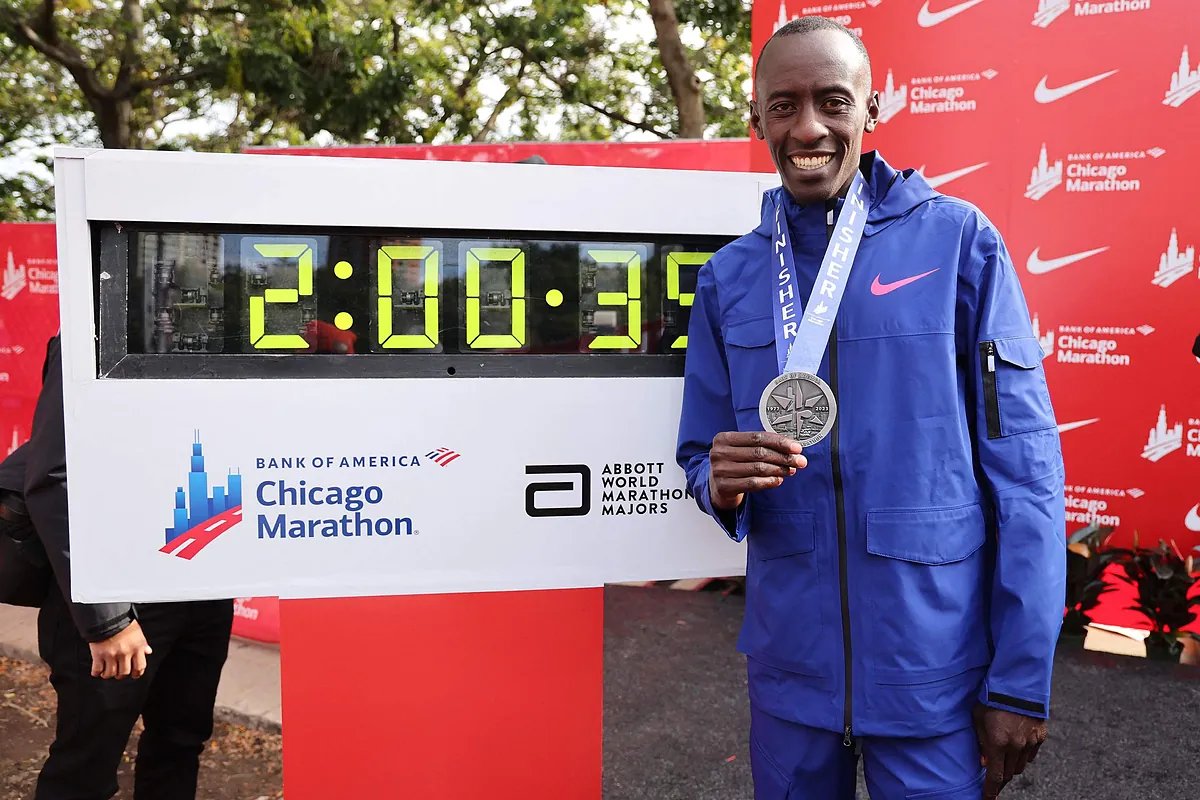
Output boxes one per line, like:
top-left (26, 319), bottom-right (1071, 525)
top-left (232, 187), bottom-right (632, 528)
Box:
top-left (1026, 246), bottom-right (1110, 274)
top-left (870, 268), bottom-right (939, 296)
top-left (918, 161), bottom-right (989, 189)
top-left (1186, 504), bottom-right (1200, 532)
top-left (1057, 418), bottom-right (1100, 433)
top-left (917, 0), bottom-right (988, 27)
top-left (1034, 70), bottom-right (1119, 103)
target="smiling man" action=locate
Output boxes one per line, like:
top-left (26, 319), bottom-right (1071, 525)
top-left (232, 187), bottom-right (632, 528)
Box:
top-left (675, 16), bottom-right (1066, 800)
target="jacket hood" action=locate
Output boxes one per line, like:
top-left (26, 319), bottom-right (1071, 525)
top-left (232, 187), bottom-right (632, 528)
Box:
top-left (753, 150), bottom-right (940, 239)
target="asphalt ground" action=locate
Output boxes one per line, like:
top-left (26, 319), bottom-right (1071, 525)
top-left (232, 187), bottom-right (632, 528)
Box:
top-left (601, 584), bottom-right (1200, 800)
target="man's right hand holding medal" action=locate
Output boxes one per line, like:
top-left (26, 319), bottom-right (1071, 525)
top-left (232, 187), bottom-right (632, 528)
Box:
top-left (708, 431), bottom-right (808, 510)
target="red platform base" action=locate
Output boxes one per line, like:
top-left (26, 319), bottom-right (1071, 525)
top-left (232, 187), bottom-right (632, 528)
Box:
top-left (278, 588), bottom-right (604, 798)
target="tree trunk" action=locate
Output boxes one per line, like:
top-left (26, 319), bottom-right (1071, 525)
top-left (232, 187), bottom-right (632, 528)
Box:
top-left (647, 0), bottom-right (705, 138)
top-left (94, 96), bottom-right (134, 149)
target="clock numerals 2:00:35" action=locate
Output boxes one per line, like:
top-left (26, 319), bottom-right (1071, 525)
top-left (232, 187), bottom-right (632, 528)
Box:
top-left (130, 229), bottom-right (717, 358)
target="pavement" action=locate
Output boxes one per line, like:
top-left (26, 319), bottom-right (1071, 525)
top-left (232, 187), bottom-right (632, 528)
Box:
top-left (0, 603), bottom-right (282, 732)
top-left (3, 588), bottom-right (1200, 798)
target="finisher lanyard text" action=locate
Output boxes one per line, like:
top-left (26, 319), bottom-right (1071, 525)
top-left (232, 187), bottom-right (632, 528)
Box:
top-left (772, 171), bottom-right (869, 376)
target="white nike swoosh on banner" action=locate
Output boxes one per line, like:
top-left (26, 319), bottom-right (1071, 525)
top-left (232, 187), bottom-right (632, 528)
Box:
top-left (1034, 70), bottom-right (1119, 103)
top-left (917, 0), bottom-right (988, 27)
top-left (918, 162), bottom-right (989, 189)
top-left (1186, 504), bottom-right (1200, 532)
top-left (1026, 246), bottom-right (1110, 274)
top-left (1057, 418), bottom-right (1100, 433)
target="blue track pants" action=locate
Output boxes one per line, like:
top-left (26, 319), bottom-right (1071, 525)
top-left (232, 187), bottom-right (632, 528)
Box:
top-left (749, 704), bottom-right (987, 799)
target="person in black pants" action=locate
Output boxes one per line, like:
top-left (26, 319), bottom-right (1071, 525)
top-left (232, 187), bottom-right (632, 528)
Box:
top-left (8, 334), bottom-right (234, 800)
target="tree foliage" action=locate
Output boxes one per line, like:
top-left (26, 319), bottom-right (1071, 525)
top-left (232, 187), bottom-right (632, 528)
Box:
top-left (0, 0), bottom-right (752, 220)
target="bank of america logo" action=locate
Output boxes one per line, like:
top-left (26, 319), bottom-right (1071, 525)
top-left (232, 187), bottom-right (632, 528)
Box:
top-left (877, 70), bottom-right (908, 123)
top-left (425, 447), bottom-right (462, 467)
top-left (160, 432), bottom-right (243, 560)
top-left (1151, 228), bottom-right (1195, 288)
top-left (1127, 488), bottom-right (1145, 499)
top-left (1031, 313), bottom-right (1054, 357)
top-left (1165, 46), bottom-right (1200, 108)
top-left (1141, 405), bottom-right (1183, 462)
top-left (1, 250), bottom-right (26, 301)
top-left (1025, 143), bottom-right (1062, 200)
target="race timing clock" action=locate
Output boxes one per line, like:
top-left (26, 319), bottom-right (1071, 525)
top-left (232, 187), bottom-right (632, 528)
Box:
top-left (54, 147), bottom-right (778, 604)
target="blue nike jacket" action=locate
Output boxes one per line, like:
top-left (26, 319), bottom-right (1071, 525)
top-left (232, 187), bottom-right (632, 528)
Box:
top-left (676, 151), bottom-right (1066, 740)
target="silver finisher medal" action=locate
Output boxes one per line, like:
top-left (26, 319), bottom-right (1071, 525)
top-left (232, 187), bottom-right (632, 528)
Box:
top-left (760, 171), bottom-right (868, 445)
top-left (759, 371), bottom-right (837, 447)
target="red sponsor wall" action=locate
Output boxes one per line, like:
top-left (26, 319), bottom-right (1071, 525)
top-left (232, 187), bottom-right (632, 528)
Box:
top-left (752, 0), bottom-right (1200, 649)
top-left (0, 223), bottom-right (58, 458)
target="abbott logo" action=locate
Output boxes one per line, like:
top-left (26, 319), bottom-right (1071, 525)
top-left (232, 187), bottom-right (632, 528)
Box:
top-left (1165, 45), bottom-right (1200, 108)
top-left (1141, 405), bottom-right (1183, 462)
top-left (1025, 144), bottom-right (1063, 200)
top-left (525, 464), bottom-right (591, 518)
top-left (877, 70), bottom-right (908, 123)
top-left (1, 251), bottom-right (26, 301)
top-left (1151, 228), bottom-right (1195, 288)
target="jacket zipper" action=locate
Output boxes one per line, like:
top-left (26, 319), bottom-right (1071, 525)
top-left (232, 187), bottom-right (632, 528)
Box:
top-left (980, 341), bottom-right (1001, 439)
top-left (826, 208), bottom-right (854, 747)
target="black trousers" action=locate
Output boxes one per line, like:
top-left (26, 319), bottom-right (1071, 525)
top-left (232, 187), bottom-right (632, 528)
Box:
top-left (34, 586), bottom-right (234, 800)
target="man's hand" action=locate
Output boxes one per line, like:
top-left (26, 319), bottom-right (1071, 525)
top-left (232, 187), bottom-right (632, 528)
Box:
top-left (973, 704), bottom-right (1047, 799)
top-left (88, 620), bottom-right (152, 680)
top-left (709, 431), bottom-right (807, 510)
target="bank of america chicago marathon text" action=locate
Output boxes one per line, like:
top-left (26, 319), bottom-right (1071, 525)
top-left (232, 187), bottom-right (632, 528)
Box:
top-left (254, 480), bottom-right (414, 540)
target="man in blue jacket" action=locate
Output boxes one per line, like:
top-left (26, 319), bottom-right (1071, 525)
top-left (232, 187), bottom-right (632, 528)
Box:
top-left (676, 16), bottom-right (1066, 800)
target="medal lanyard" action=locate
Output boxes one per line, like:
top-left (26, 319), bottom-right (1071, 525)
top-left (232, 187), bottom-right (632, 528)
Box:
top-left (771, 171), bottom-right (869, 376)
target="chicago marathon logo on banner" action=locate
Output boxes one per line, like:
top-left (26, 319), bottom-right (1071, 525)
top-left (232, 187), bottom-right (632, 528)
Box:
top-left (1165, 45), bottom-right (1200, 108)
top-left (1151, 228), bottom-right (1195, 288)
top-left (1140, 405), bottom-right (1200, 462)
top-left (876, 67), bottom-right (998, 123)
top-left (1031, 314), bottom-right (1153, 366)
top-left (1064, 484), bottom-right (1143, 530)
top-left (1, 249), bottom-right (57, 300)
top-left (1032, 0), bottom-right (1152, 29)
top-left (774, 1), bottom-right (884, 39)
top-left (1024, 143), bottom-right (1165, 200)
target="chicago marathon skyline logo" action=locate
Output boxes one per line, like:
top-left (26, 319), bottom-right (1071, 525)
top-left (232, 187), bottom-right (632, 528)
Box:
top-left (1141, 405), bottom-right (1185, 462)
top-left (1032, 0), bottom-right (1152, 29)
top-left (1, 250), bottom-right (26, 301)
top-left (1025, 143), bottom-right (1166, 200)
top-left (1151, 228), bottom-right (1195, 288)
top-left (160, 432), bottom-right (243, 560)
top-left (1165, 45), bottom-right (1200, 108)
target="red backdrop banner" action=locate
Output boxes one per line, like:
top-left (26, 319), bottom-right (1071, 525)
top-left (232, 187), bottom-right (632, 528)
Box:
top-left (0, 223), bottom-right (59, 457)
top-left (751, 0), bottom-right (1200, 644)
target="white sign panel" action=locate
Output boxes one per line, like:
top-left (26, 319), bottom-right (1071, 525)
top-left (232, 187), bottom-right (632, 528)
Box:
top-left (53, 148), bottom-right (779, 603)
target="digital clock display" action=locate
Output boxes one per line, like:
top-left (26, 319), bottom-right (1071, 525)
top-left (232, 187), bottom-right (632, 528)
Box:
top-left (97, 224), bottom-right (735, 379)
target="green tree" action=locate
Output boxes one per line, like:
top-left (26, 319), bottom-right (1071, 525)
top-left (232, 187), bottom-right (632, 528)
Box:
top-left (0, 1), bottom-right (752, 220)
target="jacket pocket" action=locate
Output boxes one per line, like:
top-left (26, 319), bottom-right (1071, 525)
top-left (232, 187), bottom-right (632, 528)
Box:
top-left (864, 503), bottom-right (991, 684)
top-left (724, 316), bottom-right (778, 417)
top-left (979, 336), bottom-right (1055, 439)
top-left (741, 511), bottom-right (826, 675)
